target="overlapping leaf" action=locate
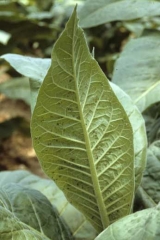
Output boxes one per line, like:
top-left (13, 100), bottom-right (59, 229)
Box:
top-left (79, 0), bottom-right (160, 28)
top-left (0, 77), bottom-right (30, 105)
top-left (142, 140), bottom-right (160, 204)
top-left (0, 54), bottom-right (51, 112)
top-left (0, 54), bottom-right (51, 81)
top-left (0, 54), bottom-right (146, 190)
top-left (112, 32), bottom-right (160, 112)
top-left (0, 206), bottom-right (50, 240)
top-left (95, 204), bottom-right (160, 240)
top-left (31, 8), bottom-right (134, 232)
top-left (0, 183), bottom-right (72, 240)
top-left (0, 170), bottom-right (97, 240)
top-left (111, 82), bottom-right (147, 189)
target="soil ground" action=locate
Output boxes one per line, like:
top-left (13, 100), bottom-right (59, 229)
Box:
top-left (0, 68), bottom-right (46, 178)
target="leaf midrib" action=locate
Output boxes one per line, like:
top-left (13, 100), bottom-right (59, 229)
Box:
top-left (71, 14), bottom-right (109, 230)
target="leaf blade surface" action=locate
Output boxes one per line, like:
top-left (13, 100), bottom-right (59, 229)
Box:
top-left (142, 140), bottom-right (160, 204)
top-left (0, 170), bottom-right (98, 240)
top-left (0, 183), bottom-right (72, 240)
top-left (112, 32), bottom-right (160, 112)
top-left (31, 8), bottom-right (134, 232)
top-left (95, 204), bottom-right (160, 240)
top-left (0, 55), bottom-right (146, 191)
top-left (79, 0), bottom-right (160, 28)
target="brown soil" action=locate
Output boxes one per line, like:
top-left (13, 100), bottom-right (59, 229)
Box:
top-left (0, 67), bottom-right (46, 178)
top-left (0, 96), bottom-right (46, 178)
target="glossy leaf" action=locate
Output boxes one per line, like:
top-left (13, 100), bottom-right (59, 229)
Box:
top-left (112, 32), bottom-right (160, 112)
top-left (79, 0), bottom-right (160, 28)
top-left (31, 8), bottom-right (134, 232)
top-left (0, 170), bottom-right (97, 240)
top-left (95, 204), bottom-right (160, 240)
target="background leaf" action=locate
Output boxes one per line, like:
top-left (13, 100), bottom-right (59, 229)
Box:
top-left (0, 77), bottom-right (30, 105)
top-left (0, 170), bottom-right (97, 240)
top-left (112, 31), bottom-right (160, 112)
top-left (135, 185), bottom-right (156, 210)
top-left (142, 140), bottom-right (160, 204)
top-left (0, 183), bottom-right (72, 240)
top-left (0, 206), bottom-right (50, 240)
top-left (95, 203), bottom-right (160, 240)
top-left (79, 0), bottom-right (160, 28)
top-left (0, 54), bottom-right (51, 81)
top-left (143, 103), bottom-right (160, 144)
top-left (0, 54), bottom-right (51, 111)
top-left (31, 8), bottom-right (134, 232)
top-left (110, 82), bottom-right (147, 189)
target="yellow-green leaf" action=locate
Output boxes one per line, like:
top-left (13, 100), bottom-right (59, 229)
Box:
top-left (31, 7), bottom-right (134, 232)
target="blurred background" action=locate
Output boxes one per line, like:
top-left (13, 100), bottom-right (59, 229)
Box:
top-left (0, 0), bottom-right (160, 177)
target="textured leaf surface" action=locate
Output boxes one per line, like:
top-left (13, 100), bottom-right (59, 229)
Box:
top-left (0, 206), bottom-right (50, 240)
top-left (142, 140), bottom-right (160, 204)
top-left (112, 32), bottom-right (160, 112)
top-left (0, 183), bottom-right (72, 240)
top-left (95, 204), bottom-right (160, 240)
top-left (0, 170), bottom-right (97, 240)
top-left (31, 9), bottom-right (134, 232)
top-left (111, 82), bottom-right (147, 189)
top-left (79, 0), bottom-right (160, 28)
top-left (1, 54), bottom-right (146, 190)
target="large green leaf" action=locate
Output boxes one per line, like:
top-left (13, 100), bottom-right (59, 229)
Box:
top-left (0, 170), bottom-right (97, 240)
top-left (142, 140), bottom-right (160, 204)
top-left (112, 32), bottom-right (160, 112)
top-left (0, 54), bottom-right (146, 189)
top-left (31, 8), bottom-right (134, 232)
top-left (0, 183), bottom-right (72, 240)
top-left (95, 204), bottom-right (160, 240)
top-left (78, 0), bottom-right (160, 28)
top-left (0, 206), bottom-right (50, 240)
